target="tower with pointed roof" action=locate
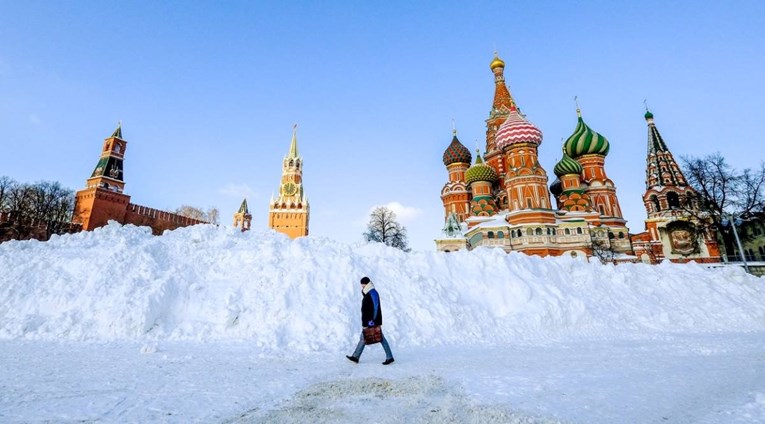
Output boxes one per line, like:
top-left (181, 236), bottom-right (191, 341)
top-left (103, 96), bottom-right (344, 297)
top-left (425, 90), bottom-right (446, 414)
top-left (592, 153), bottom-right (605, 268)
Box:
top-left (632, 110), bottom-right (720, 262)
top-left (233, 198), bottom-right (252, 232)
top-left (73, 123), bottom-right (132, 230)
top-left (268, 125), bottom-right (310, 239)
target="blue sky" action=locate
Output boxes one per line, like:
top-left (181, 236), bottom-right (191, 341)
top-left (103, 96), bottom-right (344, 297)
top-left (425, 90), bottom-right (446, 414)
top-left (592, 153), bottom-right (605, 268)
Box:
top-left (1, 1), bottom-right (763, 251)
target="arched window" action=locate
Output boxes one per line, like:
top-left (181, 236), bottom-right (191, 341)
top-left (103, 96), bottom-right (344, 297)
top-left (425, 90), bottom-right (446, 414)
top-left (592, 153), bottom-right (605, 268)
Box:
top-left (667, 192), bottom-right (680, 209)
top-left (488, 231), bottom-right (495, 239)
top-left (576, 227), bottom-right (583, 235)
top-left (565, 228), bottom-right (571, 235)
top-left (527, 228), bottom-right (533, 236)
top-left (497, 231), bottom-right (504, 239)
top-left (650, 195), bottom-right (660, 212)
top-left (609, 232), bottom-right (615, 239)
top-left (535, 227), bottom-right (543, 236)
top-left (619, 232), bottom-right (625, 239)
top-left (289, 159), bottom-right (294, 167)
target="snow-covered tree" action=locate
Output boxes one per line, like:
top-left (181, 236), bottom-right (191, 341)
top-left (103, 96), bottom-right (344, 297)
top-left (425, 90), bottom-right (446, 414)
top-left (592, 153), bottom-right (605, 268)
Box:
top-left (363, 206), bottom-right (411, 252)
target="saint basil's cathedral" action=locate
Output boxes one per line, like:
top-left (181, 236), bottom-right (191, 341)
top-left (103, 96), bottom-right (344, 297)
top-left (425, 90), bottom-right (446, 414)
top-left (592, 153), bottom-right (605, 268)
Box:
top-left (435, 54), bottom-right (719, 263)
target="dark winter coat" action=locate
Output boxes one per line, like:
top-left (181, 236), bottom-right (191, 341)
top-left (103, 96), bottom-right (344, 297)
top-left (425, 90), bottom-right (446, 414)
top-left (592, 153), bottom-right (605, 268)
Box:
top-left (361, 288), bottom-right (383, 327)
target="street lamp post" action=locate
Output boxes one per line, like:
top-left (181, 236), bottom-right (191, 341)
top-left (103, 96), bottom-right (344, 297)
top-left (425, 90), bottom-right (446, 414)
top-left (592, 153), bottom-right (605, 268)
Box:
top-left (723, 212), bottom-right (750, 274)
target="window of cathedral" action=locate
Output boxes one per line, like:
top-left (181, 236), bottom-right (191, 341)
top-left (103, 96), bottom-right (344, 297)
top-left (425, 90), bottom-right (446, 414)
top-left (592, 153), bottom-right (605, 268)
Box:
top-left (565, 228), bottom-right (570, 235)
top-left (577, 227), bottom-right (583, 235)
top-left (650, 195), bottom-right (660, 212)
top-left (535, 228), bottom-right (542, 236)
top-left (667, 192), bottom-right (680, 209)
top-left (619, 232), bottom-right (625, 239)
top-left (527, 228), bottom-right (533, 236)
top-left (497, 231), bottom-right (504, 239)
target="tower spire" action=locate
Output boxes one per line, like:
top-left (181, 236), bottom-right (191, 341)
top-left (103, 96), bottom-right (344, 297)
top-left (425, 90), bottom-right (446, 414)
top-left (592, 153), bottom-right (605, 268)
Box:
top-left (644, 110), bottom-right (686, 190)
top-left (288, 124), bottom-right (299, 158)
top-left (489, 52), bottom-right (517, 114)
top-left (111, 121), bottom-right (123, 139)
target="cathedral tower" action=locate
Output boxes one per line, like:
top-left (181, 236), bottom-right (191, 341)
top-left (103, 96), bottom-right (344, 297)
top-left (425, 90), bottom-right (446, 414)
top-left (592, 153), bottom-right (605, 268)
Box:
top-left (73, 124), bottom-right (131, 230)
top-left (268, 125), bottom-right (309, 239)
top-left (441, 128), bottom-right (472, 222)
top-left (563, 108), bottom-right (623, 221)
top-left (637, 110), bottom-right (720, 262)
top-left (484, 53), bottom-right (515, 187)
top-left (233, 198), bottom-right (252, 232)
top-left (493, 87), bottom-right (554, 226)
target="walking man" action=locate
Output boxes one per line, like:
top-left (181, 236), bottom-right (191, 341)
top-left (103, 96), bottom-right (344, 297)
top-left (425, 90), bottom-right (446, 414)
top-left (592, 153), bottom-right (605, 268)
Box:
top-left (346, 276), bottom-right (395, 365)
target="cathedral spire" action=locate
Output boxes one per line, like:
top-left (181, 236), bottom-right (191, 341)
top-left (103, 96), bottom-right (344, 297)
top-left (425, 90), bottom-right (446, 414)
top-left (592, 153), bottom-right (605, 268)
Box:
top-left (644, 110), bottom-right (686, 190)
top-left (489, 52), bottom-right (518, 114)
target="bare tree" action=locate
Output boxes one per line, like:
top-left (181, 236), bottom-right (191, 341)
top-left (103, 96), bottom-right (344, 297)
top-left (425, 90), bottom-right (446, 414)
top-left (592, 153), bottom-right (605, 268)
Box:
top-left (589, 235), bottom-right (616, 264)
top-left (175, 205), bottom-right (219, 224)
top-left (206, 207), bottom-right (220, 225)
top-left (0, 176), bottom-right (75, 241)
top-left (0, 176), bottom-right (15, 212)
top-left (363, 206), bottom-right (411, 252)
top-left (682, 153), bottom-right (765, 257)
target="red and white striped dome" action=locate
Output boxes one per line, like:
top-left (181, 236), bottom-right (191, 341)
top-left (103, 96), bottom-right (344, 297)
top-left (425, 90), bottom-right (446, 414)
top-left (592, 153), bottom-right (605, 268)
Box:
top-left (495, 111), bottom-right (543, 149)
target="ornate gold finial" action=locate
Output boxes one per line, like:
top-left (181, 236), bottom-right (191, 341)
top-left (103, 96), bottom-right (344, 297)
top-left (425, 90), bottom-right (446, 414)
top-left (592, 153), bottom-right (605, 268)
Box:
top-left (574, 96), bottom-right (581, 117)
top-left (490, 51), bottom-right (505, 70)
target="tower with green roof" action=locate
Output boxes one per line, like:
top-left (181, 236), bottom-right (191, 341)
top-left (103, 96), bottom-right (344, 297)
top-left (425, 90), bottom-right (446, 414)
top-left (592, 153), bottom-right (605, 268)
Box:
top-left (233, 198), bottom-right (252, 232)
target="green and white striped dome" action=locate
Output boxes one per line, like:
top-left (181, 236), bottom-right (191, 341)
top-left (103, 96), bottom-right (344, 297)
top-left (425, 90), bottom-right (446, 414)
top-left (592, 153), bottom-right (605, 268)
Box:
top-left (553, 152), bottom-right (583, 177)
top-left (465, 151), bottom-right (498, 185)
top-left (563, 112), bottom-right (610, 158)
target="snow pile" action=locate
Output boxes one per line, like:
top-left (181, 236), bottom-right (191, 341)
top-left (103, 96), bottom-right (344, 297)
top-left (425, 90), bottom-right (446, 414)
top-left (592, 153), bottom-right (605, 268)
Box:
top-left (0, 223), bottom-right (763, 350)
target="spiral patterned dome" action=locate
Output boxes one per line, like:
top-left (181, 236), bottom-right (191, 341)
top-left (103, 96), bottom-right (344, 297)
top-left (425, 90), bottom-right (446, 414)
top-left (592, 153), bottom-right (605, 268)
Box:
top-left (495, 110), bottom-right (543, 150)
top-left (549, 178), bottom-right (562, 197)
top-left (465, 151), bottom-right (498, 185)
top-left (563, 112), bottom-right (610, 158)
top-left (553, 152), bottom-right (583, 177)
top-left (442, 132), bottom-right (472, 166)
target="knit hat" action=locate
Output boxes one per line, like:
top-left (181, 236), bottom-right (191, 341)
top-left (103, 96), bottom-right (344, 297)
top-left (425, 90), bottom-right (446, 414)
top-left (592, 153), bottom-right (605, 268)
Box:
top-left (360, 276), bottom-right (371, 285)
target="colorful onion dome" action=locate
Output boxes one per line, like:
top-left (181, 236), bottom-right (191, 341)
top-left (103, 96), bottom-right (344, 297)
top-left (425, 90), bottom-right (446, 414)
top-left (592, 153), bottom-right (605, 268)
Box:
top-left (465, 150), bottom-right (498, 185)
top-left (549, 178), bottom-right (562, 197)
top-left (644, 109), bottom-right (654, 120)
top-left (563, 110), bottom-right (610, 158)
top-left (442, 131), bottom-right (472, 166)
top-left (495, 110), bottom-right (543, 150)
top-left (490, 53), bottom-right (505, 70)
top-left (553, 152), bottom-right (583, 177)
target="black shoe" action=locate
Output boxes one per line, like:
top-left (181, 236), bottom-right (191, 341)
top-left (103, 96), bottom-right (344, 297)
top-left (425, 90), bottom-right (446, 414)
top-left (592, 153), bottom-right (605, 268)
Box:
top-left (382, 358), bottom-right (395, 365)
top-left (346, 355), bottom-right (359, 363)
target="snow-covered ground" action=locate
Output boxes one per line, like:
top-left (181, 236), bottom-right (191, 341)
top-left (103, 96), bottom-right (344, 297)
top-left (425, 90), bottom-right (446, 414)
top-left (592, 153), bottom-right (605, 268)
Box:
top-left (1, 223), bottom-right (764, 423)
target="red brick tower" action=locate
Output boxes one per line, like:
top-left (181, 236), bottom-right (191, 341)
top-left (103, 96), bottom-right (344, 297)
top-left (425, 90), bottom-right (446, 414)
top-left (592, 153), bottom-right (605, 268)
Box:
top-left (269, 125), bottom-right (310, 238)
top-left (73, 124), bottom-right (131, 230)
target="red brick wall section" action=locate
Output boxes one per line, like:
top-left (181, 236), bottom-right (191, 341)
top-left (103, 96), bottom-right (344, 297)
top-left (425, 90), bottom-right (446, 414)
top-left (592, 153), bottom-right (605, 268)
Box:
top-left (125, 203), bottom-right (206, 235)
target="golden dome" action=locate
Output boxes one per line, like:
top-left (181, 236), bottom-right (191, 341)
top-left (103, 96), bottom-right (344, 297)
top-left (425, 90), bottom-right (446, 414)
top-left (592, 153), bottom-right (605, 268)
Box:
top-left (490, 54), bottom-right (505, 70)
